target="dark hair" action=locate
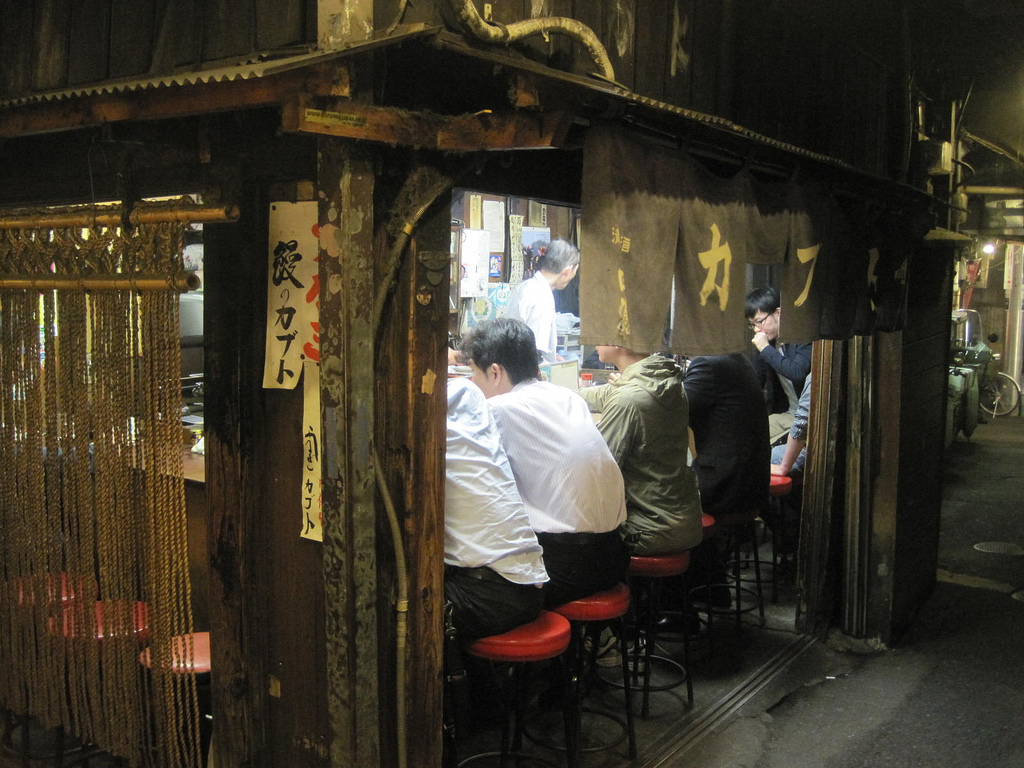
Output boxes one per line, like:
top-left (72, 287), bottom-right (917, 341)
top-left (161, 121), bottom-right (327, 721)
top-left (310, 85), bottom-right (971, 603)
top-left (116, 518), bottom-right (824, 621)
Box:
top-left (459, 319), bottom-right (540, 385)
top-left (744, 286), bottom-right (780, 319)
top-left (538, 238), bottom-right (580, 273)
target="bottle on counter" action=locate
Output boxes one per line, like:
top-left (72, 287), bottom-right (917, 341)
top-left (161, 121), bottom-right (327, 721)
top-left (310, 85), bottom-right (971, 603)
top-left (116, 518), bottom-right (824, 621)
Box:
top-left (579, 372), bottom-right (594, 388)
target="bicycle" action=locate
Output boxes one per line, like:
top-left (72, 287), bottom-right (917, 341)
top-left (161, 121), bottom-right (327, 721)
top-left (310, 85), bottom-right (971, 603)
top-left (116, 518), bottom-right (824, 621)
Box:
top-left (979, 370), bottom-right (1022, 417)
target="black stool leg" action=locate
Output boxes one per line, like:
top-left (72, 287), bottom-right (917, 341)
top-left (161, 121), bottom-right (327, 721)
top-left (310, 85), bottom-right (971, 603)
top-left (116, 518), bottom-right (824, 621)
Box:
top-left (612, 617), bottom-right (636, 758)
top-left (770, 513), bottom-right (780, 603)
top-left (730, 527), bottom-right (743, 631)
top-left (747, 521), bottom-right (766, 625)
top-left (640, 580), bottom-right (656, 717)
top-left (679, 574), bottom-right (694, 705)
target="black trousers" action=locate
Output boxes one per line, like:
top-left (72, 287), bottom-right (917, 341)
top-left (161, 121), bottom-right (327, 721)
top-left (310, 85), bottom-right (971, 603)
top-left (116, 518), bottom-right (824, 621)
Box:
top-left (536, 530), bottom-right (628, 608)
top-left (444, 566), bottom-right (545, 641)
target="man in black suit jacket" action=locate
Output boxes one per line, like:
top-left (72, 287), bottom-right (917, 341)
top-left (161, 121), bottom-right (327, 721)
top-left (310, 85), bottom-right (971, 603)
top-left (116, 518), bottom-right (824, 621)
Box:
top-left (684, 353), bottom-right (771, 520)
top-left (649, 353), bottom-right (773, 617)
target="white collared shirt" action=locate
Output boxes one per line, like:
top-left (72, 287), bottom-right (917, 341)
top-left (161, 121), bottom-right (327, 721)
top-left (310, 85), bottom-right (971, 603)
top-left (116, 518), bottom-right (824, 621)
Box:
top-left (506, 272), bottom-right (558, 362)
top-left (487, 379), bottom-right (627, 534)
top-left (445, 378), bottom-right (549, 584)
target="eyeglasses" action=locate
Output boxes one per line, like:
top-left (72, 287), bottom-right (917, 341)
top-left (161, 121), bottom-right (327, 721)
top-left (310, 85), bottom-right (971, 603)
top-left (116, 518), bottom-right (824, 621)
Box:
top-left (747, 313), bottom-right (771, 331)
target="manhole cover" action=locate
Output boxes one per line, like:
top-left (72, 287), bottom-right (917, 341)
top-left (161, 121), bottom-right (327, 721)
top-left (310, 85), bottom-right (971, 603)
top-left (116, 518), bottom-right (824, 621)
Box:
top-left (973, 541), bottom-right (1024, 555)
top-left (1013, 591), bottom-right (1024, 603)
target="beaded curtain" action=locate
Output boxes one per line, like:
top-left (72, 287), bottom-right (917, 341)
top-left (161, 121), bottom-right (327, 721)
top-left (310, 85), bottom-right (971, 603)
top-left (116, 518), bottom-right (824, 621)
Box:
top-left (0, 214), bottom-right (200, 768)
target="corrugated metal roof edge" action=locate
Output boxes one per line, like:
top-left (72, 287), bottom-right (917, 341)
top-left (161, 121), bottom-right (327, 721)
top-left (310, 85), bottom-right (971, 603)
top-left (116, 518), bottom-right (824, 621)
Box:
top-left (429, 32), bottom-right (936, 206)
top-left (0, 24), bottom-right (440, 109)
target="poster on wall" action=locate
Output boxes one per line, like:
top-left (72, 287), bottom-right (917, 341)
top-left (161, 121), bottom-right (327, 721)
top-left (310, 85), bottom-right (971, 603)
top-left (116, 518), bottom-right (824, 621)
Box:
top-left (460, 229), bottom-right (490, 298)
top-left (263, 201), bottom-right (321, 390)
top-left (301, 360), bottom-right (323, 542)
top-left (521, 226), bottom-right (550, 278)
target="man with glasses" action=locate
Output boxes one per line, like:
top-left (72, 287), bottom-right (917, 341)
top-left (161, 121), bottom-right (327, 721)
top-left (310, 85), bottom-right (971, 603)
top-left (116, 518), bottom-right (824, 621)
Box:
top-left (744, 286), bottom-right (812, 445)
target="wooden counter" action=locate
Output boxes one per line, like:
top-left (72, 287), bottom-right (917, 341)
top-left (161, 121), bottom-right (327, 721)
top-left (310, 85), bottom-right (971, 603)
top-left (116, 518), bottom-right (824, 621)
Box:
top-left (183, 448), bottom-right (206, 484)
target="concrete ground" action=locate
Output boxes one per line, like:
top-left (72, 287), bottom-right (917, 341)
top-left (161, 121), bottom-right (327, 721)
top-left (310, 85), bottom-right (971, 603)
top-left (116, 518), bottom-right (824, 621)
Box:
top-left (669, 414), bottom-right (1024, 768)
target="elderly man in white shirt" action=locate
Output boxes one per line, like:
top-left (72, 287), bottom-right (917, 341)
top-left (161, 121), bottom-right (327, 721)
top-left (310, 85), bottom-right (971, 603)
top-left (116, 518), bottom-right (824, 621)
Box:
top-left (459, 318), bottom-right (628, 608)
top-left (505, 238), bottom-right (580, 363)
top-left (445, 377), bottom-right (549, 640)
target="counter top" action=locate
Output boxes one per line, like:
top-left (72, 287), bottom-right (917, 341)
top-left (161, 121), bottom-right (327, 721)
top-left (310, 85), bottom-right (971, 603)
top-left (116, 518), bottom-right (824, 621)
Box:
top-left (182, 449), bottom-right (205, 484)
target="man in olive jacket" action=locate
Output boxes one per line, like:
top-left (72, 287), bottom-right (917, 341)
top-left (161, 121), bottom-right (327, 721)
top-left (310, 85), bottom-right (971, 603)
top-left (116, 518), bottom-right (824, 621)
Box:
top-left (579, 347), bottom-right (703, 556)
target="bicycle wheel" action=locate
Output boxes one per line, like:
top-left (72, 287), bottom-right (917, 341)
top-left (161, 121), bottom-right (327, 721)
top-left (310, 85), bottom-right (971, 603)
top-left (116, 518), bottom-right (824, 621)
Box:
top-left (980, 372), bottom-right (1021, 417)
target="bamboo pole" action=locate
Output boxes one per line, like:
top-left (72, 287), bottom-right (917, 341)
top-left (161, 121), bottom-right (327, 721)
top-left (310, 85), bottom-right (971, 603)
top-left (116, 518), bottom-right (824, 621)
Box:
top-left (0, 204), bottom-right (239, 230)
top-left (0, 273), bottom-right (201, 292)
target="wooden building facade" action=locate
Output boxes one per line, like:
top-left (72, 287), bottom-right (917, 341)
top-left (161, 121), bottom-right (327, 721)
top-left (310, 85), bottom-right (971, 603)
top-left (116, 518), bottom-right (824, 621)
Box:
top-left (0, 2), bottom-right (960, 767)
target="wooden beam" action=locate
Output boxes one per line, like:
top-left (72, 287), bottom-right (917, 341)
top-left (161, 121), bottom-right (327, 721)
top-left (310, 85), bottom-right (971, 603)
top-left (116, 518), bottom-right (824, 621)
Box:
top-left (0, 64), bottom-right (347, 139)
top-left (281, 93), bottom-right (572, 151)
top-left (281, 94), bottom-right (441, 149)
top-left (437, 109), bottom-right (573, 151)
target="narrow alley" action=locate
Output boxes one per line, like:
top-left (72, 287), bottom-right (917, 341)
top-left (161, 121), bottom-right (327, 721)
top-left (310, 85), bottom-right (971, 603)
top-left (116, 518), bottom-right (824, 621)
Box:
top-left (671, 414), bottom-right (1024, 768)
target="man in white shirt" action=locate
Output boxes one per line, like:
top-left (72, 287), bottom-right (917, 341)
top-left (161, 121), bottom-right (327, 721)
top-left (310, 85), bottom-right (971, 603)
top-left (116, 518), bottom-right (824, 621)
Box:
top-left (506, 238), bottom-right (580, 362)
top-left (459, 318), bottom-right (628, 607)
top-left (444, 377), bottom-right (549, 639)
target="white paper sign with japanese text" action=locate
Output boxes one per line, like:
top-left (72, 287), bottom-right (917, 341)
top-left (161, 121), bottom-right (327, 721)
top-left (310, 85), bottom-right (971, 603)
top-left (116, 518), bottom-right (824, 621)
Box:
top-left (263, 201), bottom-right (321, 389)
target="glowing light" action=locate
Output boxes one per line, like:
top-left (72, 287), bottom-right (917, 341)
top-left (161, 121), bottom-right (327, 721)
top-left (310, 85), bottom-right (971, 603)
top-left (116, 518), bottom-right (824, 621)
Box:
top-left (983, 243), bottom-right (996, 254)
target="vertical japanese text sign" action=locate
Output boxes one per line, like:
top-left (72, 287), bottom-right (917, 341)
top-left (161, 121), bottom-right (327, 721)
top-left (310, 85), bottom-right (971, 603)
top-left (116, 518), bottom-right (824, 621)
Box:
top-left (263, 201), bottom-right (321, 389)
top-left (301, 359), bottom-right (323, 541)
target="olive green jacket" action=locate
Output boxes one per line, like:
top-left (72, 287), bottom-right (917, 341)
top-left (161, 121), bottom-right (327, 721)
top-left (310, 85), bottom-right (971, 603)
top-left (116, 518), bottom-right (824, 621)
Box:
top-left (580, 355), bottom-right (703, 555)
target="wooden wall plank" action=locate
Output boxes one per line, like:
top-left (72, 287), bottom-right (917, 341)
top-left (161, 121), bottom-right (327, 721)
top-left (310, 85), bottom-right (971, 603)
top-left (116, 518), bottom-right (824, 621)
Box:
top-left (731, 0), bottom-right (764, 133)
top-left (570, 0), bottom-right (604, 78)
top-left (538, 0), bottom-right (576, 73)
top-left (689, 0), bottom-right (721, 114)
top-left (110, 0), bottom-right (156, 78)
top-left (263, 381), bottom-right (331, 768)
top-left (0, 2), bottom-right (36, 98)
top-left (68, 0), bottom-right (111, 85)
top-left (873, 245), bottom-right (953, 643)
top-left (32, 0), bottom-right (72, 91)
top-left (632, 1), bottom-right (669, 101)
top-left (151, 0), bottom-right (202, 72)
top-left (602, 0), bottom-right (636, 90)
top-left (204, 0), bottom-right (253, 61)
top-left (255, 0), bottom-right (308, 50)
top-left (375, 0), bottom-right (441, 27)
top-left (662, 0), bottom-right (694, 109)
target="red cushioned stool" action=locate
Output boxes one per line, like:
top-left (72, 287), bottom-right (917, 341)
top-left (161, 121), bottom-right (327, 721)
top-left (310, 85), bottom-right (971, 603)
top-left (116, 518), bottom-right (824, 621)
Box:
top-left (140, 633), bottom-right (213, 764)
top-left (550, 583), bottom-right (636, 762)
top-left (460, 611), bottom-right (573, 768)
top-left (768, 474), bottom-right (796, 597)
top-left (626, 552), bottom-right (694, 716)
top-left (740, 475), bottom-right (797, 604)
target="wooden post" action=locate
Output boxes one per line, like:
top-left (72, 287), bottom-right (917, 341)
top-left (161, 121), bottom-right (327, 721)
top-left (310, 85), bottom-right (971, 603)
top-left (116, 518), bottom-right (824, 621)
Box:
top-left (374, 159), bottom-right (450, 768)
top-left (318, 137), bottom-right (382, 767)
top-left (204, 181), bottom-right (270, 767)
top-left (796, 339), bottom-right (845, 637)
